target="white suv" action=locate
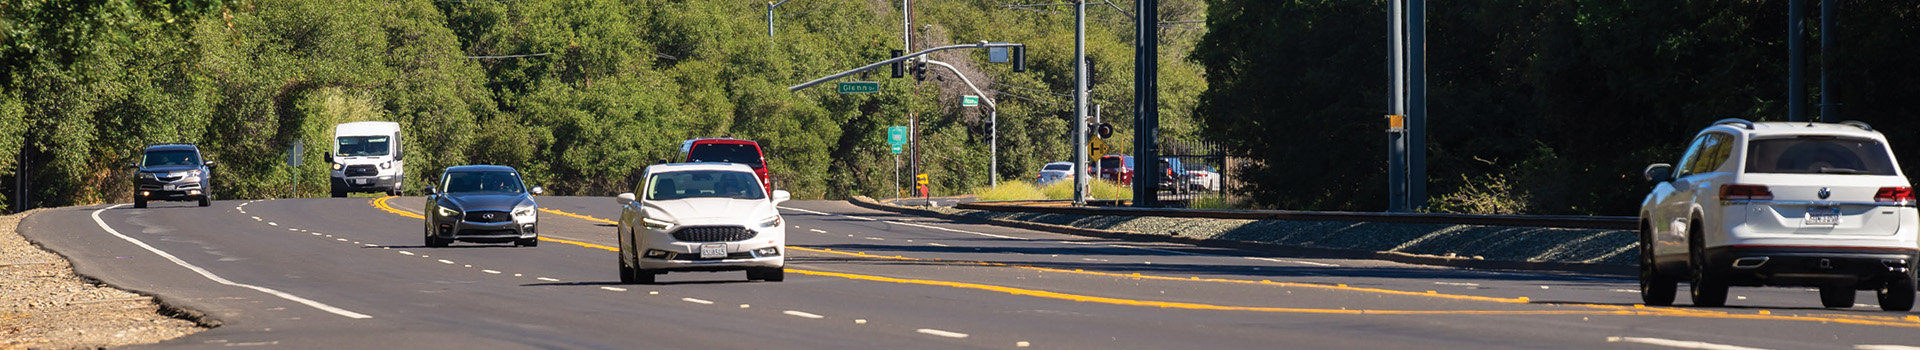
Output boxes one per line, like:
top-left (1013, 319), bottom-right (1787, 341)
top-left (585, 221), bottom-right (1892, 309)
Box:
top-left (1639, 119), bottom-right (1917, 311)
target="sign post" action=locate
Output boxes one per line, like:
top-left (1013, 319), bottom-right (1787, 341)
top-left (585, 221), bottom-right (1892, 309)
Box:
top-left (288, 139), bottom-right (304, 198)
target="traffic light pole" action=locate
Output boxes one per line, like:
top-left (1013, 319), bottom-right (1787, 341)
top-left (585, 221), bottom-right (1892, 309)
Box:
top-left (920, 59), bottom-right (1000, 188)
top-left (788, 42), bottom-right (1026, 92)
top-left (1072, 0), bottom-right (1090, 206)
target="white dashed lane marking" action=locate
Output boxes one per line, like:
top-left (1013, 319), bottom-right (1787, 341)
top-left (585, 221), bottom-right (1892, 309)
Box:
top-left (482, 270), bottom-right (501, 274)
top-left (682, 298), bottom-right (714, 305)
top-left (783, 310), bottom-right (825, 319)
top-left (600, 287), bottom-right (627, 292)
top-left (1606, 337), bottom-right (1769, 350)
top-left (537, 277), bottom-right (559, 282)
top-left (809, 229), bottom-right (828, 233)
top-left (438, 259), bottom-right (455, 264)
top-left (916, 329), bottom-right (970, 339)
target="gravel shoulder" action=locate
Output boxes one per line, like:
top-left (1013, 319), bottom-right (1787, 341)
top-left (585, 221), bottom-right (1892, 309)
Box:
top-left (1, 209), bottom-right (204, 349)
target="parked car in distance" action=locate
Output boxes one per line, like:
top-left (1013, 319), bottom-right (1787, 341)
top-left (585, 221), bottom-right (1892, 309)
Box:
top-left (1098, 155), bottom-right (1134, 185)
top-left (680, 138), bottom-right (773, 195)
top-left (616, 163), bottom-right (791, 284)
top-left (1036, 161), bottom-right (1077, 185)
top-left (327, 121), bottom-right (405, 197)
top-left (1158, 158), bottom-right (1191, 194)
top-left (128, 144), bottom-right (215, 208)
top-left (1185, 163), bottom-right (1221, 192)
top-left (1638, 118), bottom-right (1917, 311)
top-left (422, 165), bottom-right (544, 247)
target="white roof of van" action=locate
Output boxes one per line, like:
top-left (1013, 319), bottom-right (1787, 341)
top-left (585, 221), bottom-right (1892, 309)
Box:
top-left (335, 121), bottom-right (401, 136)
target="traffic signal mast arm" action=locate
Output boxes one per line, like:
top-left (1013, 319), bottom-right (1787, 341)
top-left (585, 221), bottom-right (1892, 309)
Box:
top-left (788, 42), bottom-right (1026, 92)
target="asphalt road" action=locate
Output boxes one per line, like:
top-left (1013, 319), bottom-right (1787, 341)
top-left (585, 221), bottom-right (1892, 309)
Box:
top-left (20, 197), bottom-right (1920, 349)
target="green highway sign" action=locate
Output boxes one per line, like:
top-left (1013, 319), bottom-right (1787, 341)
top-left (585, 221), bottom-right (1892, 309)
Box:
top-left (890, 144), bottom-right (904, 154)
top-left (838, 81), bottom-right (880, 94)
top-left (887, 126), bottom-right (908, 145)
top-left (962, 95), bottom-right (979, 107)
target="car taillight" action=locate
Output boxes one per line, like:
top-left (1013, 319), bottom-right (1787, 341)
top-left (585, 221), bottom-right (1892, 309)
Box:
top-left (1875, 187), bottom-right (1914, 203)
top-left (1720, 184), bottom-right (1773, 201)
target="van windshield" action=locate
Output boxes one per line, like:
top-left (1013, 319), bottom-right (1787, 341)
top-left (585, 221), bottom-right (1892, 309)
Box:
top-left (1745, 137), bottom-right (1898, 175)
top-left (337, 136), bottom-right (391, 157)
top-left (686, 143), bottom-right (764, 168)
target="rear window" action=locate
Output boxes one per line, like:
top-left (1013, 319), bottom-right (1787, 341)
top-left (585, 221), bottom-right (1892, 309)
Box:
top-left (1043, 163), bottom-right (1071, 171)
top-left (1098, 157), bottom-right (1130, 169)
top-left (686, 143), bottom-right (764, 169)
top-left (1744, 137), bottom-right (1898, 175)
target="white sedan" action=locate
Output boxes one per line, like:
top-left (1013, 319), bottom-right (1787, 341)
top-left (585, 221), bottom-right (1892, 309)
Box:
top-left (615, 163), bottom-right (791, 284)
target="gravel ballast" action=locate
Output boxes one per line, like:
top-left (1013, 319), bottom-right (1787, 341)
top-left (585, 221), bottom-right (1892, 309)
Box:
top-left (0, 209), bottom-right (204, 349)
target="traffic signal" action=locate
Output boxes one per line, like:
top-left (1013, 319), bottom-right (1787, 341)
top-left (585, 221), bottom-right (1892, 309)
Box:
top-left (1012, 46), bottom-right (1026, 73)
top-left (912, 61), bottom-right (927, 82)
top-left (983, 121), bottom-right (995, 143)
top-left (1083, 57), bottom-right (1096, 87)
top-left (890, 50), bottom-right (905, 78)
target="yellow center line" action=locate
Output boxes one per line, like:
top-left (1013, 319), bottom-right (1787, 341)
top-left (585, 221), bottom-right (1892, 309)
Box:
top-left (372, 196), bottom-right (616, 250)
top-left (367, 198), bottom-right (1920, 327)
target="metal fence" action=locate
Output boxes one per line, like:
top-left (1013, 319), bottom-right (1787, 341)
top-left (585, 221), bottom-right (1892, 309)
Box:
top-left (1155, 139), bottom-right (1242, 207)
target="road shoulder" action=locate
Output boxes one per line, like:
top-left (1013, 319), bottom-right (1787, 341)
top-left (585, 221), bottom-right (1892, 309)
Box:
top-left (2, 208), bottom-right (204, 348)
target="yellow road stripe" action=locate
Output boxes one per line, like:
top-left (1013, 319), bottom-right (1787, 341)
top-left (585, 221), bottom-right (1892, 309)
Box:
top-left (374, 196), bottom-right (613, 250)
top-left (367, 198), bottom-right (1920, 327)
top-left (539, 208), bottom-right (616, 224)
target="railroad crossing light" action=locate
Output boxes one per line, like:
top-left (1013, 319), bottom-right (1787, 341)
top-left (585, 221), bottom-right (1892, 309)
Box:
top-left (1096, 123), bottom-right (1114, 139)
top-left (890, 50), bottom-right (905, 79)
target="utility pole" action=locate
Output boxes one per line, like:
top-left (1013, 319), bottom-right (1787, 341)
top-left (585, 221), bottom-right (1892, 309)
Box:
top-left (1387, 0), bottom-right (1408, 212)
top-left (1789, 0), bottom-right (1806, 122)
top-left (1131, 0), bottom-right (1160, 207)
top-left (1071, 0), bottom-right (1090, 206)
top-left (1385, 0), bottom-right (1426, 212)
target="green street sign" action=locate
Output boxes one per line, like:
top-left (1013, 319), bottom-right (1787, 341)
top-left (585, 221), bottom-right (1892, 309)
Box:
top-left (890, 144), bottom-right (904, 154)
top-left (838, 81), bottom-right (880, 94)
top-left (887, 126), bottom-right (908, 145)
top-left (962, 95), bottom-right (979, 107)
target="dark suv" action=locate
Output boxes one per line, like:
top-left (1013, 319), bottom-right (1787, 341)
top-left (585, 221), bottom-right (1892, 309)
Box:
top-left (129, 144), bottom-right (215, 208)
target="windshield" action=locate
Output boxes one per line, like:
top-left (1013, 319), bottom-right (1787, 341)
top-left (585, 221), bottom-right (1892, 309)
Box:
top-left (441, 171), bottom-right (526, 193)
top-left (336, 136), bottom-right (392, 157)
top-left (647, 170), bottom-right (766, 200)
top-left (141, 150), bottom-right (201, 168)
top-left (1745, 137), bottom-right (1898, 175)
top-left (1043, 163), bottom-right (1072, 171)
top-left (686, 143), bottom-right (765, 168)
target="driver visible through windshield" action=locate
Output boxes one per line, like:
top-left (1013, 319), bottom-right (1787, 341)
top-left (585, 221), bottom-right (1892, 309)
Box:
top-left (442, 171), bottom-right (526, 193)
top-left (648, 170), bottom-right (765, 200)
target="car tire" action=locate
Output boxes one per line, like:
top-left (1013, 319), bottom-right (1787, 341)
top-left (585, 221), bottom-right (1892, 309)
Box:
top-left (133, 197), bottom-right (147, 209)
top-left (1877, 276), bottom-right (1915, 312)
top-left (425, 223), bottom-right (448, 247)
top-left (516, 238), bottom-right (539, 247)
top-left (1688, 222), bottom-right (1729, 307)
top-left (618, 256), bottom-right (640, 284)
top-left (1819, 285), bottom-right (1857, 308)
top-left (1639, 226), bottom-right (1677, 306)
top-left (198, 196), bottom-right (210, 207)
top-left (748, 267), bottom-right (785, 282)
top-left (331, 185), bottom-right (346, 198)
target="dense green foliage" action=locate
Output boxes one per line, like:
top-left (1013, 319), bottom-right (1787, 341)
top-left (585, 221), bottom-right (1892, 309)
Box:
top-left (1194, 0), bottom-right (1920, 215)
top-left (0, 0), bottom-right (1209, 211)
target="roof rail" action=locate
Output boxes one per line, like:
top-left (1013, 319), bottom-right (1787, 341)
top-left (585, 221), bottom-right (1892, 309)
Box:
top-left (1839, 120), bottom-right (1873, 131)
top-left (1712, 118), bottom-right (1754, 130)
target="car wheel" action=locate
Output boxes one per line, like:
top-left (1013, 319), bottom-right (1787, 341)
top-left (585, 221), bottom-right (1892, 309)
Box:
top-left (1819, 285), bottom-right (1857, 308)
top-left (425, 224), bottom-right (448, 247)
top-left (618, 255), bottom-right (639, 284)
top-left (1639, 226), bottom-right (1677, 306)
top-left (198, 196), bottom-right (210, 207)
top-left (331, 185), bottom-right (346, 198)
top-left (1877, 276), bottom-right (1915, 312)
top-left (1688, 222), bottom-right (1728, 307)
top-left (748, 267), bottom-right (785, 282)
top-left (516, 238), bottom-right (539, 247)
top-left (133, 197), bottom-right (147, 209)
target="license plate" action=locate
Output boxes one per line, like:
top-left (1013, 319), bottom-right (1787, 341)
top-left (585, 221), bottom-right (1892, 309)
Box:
top-left (700, 243), bottom-right (727, 259)
top-left (1805, 207), bottom-right (1841, 226)
top-left (354, 179), bottom-right (369, 185)
top-left (162, 185), bottom-right (176, 190)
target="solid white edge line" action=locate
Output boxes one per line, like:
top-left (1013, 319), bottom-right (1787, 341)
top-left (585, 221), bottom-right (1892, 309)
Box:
top-left (90, 205), bottom-right (371, 319)
top-left (783, 310), bottom-right (825, 319)
top-left (1246, 257), bottom-right (1340, 267)
top-left (1858, 346), bottom-right (1920, 350)
top-left (916, 328), bottom-right (970, 338)
top-left (1605, 337), bottom-right (1771, 350)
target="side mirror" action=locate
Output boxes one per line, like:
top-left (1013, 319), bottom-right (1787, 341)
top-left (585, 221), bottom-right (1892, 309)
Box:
top-left (126, 162), bottom-right (139, 169)
top-left (656, 158), bottom-right (669, 165)
top-left (424, 186), bottom-right (438, 195)
top-left (616, 193), bottom-right (636, 205)
top-left (203, 161), bottom-right (216, 167)
top-left (772, 190), bottom-right (792, 204)
top-left (323, 152), bottom-right (333, 163)
top-left (1643, 163), bottom-right (1674, 182)
top-left (529, 186), bottom-right (545, 195)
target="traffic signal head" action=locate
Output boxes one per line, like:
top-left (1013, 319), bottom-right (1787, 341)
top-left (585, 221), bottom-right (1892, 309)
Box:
top-left (1012, 46), bottom-right (1027, 73)
top-left (890, 50), bottom-right (905, 79)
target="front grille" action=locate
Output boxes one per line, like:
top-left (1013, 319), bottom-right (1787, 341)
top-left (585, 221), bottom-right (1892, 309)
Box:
top-left (671, 226), bottom-right (755, 242)
top-left (465, 210), bottom-right (513, 223)
top-left (157, 175), bottom-right (184, 182)
top-left (455, 229), bottom-right (518, 237)
top-left (345, 164), bottom-right (379, 177)
top-left (666, 252), bottom-right (756, 261)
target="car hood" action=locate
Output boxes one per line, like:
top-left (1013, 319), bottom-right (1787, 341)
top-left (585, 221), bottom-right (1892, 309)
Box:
top-left (442, 193), bottom-right (533, 210)
top-left (644, 198), bottom-right (777, 224)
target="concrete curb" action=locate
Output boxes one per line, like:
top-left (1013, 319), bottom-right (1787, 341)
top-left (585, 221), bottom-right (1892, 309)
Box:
top-left (849, 196), bottom-right (1633, 277)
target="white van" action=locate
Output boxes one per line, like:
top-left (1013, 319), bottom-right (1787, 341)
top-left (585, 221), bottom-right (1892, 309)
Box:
top-left (327, 121), bottom-right (405, 197)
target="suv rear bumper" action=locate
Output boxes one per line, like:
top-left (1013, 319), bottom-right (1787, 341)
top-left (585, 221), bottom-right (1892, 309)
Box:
top-left (1706, 245), bottom-right (1918, 289)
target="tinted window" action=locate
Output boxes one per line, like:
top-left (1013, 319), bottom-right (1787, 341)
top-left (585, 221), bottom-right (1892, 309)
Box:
top-left (142, 150), bottom-right (201, 167)
top-left (1099, 157), bottom-right (1127, 169)
top-left (1672, 135), bottom-right (1713, 178)
top-left (337, 136), bottom-right (391, 157)
top-left (1043, 163), bottom-right (1072, 171)
top-left (686, 143), bottom-right (764, 168)
top-left (1745, 137), bottom-right (1898, 175)
top-left (442, 171), bottom-right (526, 193)
top-left (648, 170), bottom-right (766, 200)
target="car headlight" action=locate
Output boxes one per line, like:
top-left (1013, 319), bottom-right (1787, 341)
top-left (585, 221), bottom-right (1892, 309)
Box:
top-left (138, 172), bottom-right (158, 180)
top-left (759, 215), bottom-right (782, 228)
top-left (513, 207), bottom-right (536, 220)
top-left (437, 206), bottom-right (460, 217)
top-left (332, 163), bottom-right (344, 171)
top-left (642, 217), bottom-right (676, 231)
